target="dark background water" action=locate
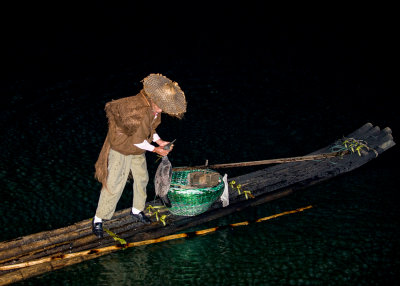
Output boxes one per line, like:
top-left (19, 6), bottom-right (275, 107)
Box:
top-left (1, 5), bottom-right (399, 285)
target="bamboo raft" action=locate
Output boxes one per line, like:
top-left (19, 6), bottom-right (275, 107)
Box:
top-left (0, 122), bottom-right (396, 285)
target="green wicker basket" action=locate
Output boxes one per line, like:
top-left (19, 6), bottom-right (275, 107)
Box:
top-left (167, 169), bottom-right (224, 216)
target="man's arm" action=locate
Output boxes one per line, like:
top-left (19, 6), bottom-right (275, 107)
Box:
top-left (133, 133), bottom-right (172, 156)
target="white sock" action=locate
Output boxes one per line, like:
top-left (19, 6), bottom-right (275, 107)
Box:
top-left (94, 216), bottom-right (102, 223)
top-left (131, 207), bottom-right (141, 214)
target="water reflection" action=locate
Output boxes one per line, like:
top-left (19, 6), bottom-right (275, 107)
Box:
top-left (93, 247), bottom-right (149, 285)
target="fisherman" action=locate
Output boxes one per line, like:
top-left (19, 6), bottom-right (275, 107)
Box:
top-left (92, 73), bottom-right (187, 238)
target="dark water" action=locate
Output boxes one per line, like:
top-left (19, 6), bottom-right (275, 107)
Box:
top-left (1, 11), bottom-right (399, 285)
top-left (9, 169), bottom-right (399, 286)
top-left (2, 67), bottom-right (399, 285)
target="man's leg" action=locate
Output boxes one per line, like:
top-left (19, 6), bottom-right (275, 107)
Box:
top-left (95, 149), bottom-right (131, 220)
top-left (130, 153), bottom-right (149, 212)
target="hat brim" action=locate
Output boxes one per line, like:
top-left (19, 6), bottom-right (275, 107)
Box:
top-left (143, 74), bottom-right (187, 116)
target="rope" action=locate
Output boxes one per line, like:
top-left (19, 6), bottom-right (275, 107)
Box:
top-left (331, 137), bottom-right (378, 157)
top-left (92, 218), bottom-right (127, 246)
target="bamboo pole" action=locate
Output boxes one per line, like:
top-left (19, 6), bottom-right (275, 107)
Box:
top-left (173, 151), bottom-right (349, 171)
top-left (0, 207), bottom-right (165, 264)
top-left (0, 205), bottom-right (312, 272)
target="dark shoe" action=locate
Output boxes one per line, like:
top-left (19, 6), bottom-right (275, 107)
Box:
top-left (92, 220), bottom-right (104, 238)
top-left (130, 211), bottom-right (152, 225)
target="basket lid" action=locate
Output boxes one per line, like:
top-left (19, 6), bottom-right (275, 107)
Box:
top-left (187, 171), bottom-right (220, 188)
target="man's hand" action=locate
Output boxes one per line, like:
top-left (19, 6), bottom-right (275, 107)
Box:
top-left (155, 139), bottom-right (169, 147)
top-left (153, 146), bottom-right (171, 156)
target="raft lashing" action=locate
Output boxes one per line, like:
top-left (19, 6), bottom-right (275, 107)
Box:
top-left (167, 169), bottom-right (225, 216)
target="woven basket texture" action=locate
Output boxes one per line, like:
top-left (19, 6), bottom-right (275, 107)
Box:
top-left (168, 169), bottom-right (224, 216)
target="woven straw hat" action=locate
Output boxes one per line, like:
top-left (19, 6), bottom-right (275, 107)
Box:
top-left (142, 73), bottom-right (187, 117)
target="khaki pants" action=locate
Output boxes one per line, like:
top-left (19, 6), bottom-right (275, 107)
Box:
top-left (95, 149), bottom-right (149, 220)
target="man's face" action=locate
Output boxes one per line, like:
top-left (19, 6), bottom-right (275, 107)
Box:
top-left (151, 101), bottom-right (162, 114)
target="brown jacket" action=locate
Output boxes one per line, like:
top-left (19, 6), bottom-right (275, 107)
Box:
top-left (94, 90), bottom-right (161, 189)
